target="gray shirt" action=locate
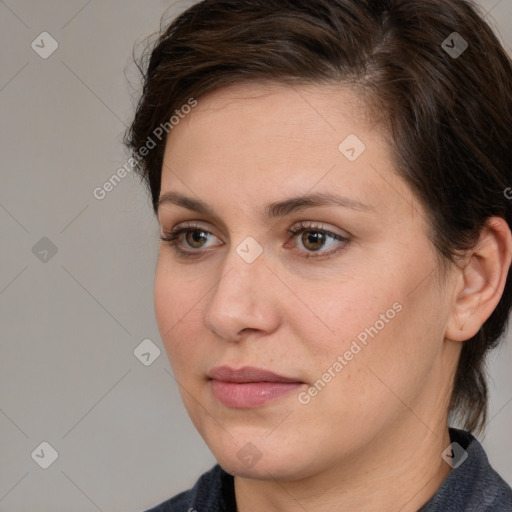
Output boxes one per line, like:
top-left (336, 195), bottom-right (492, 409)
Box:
top-left (145, 428), bottom-right (512, 511)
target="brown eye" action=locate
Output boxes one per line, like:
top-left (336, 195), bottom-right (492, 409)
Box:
top-left (301, 231), bottom-right (327, 251)
top-left (185, 230), bottom-right (209, 248)
top-left (287, 222), bottom-right (350, 258)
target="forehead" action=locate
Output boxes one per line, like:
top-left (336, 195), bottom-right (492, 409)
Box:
top-left (173, 80), bottom-right (372, 139)
top-left (160, 81), bottom-right (415, 222)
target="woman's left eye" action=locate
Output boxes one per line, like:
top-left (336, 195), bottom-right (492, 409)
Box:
top-left (286, 222), bottom-right (349, 257)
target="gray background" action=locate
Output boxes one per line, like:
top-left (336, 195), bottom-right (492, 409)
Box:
top-left (0, 1), bottom-right (510, 511)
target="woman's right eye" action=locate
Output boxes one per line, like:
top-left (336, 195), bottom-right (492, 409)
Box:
top-left (160, 225), bottom-right (223, 257)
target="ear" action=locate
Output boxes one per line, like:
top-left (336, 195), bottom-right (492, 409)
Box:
top-left (446, 217), bottom-right (512, 342)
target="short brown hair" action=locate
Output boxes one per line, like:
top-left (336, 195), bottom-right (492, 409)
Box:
top-left (125, 0), bottom-right (512, 432)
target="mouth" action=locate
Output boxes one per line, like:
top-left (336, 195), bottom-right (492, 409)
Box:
top-left (208, 365), bottom-right (305, 408)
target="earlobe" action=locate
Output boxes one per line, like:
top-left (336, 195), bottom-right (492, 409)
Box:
top-left (446, 217), bottom-right (512, 342)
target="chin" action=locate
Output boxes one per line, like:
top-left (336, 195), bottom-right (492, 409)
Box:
top-left (218, 455), bottom-right (297, 480)
top-left (208, 435), bottom-right (317, 482)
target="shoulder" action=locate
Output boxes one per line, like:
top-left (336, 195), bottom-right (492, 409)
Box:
top-left (142, 464), bottom-right (235, 512)
top-left (420, 428), bottom-right (512, 512)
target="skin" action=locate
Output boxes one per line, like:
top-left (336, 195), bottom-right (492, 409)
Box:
top-left (153, 82), bottom-right (512, 512)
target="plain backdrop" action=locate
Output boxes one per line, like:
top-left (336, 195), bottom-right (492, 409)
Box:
top-left (0, 1), bottom-right (511, 511)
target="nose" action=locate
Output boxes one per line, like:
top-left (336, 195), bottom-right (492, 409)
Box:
top-left (203, 246), bottom-right (281, 341)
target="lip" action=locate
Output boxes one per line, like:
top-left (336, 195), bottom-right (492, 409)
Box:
top-left (208, 365), bottom-right (301, 383)
top-left (208, 366), bottom-right (304, 408)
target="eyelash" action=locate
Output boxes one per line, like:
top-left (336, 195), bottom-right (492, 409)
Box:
top-left (160, 221), bottom-right (350, 260)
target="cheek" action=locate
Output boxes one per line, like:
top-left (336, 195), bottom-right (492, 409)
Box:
top-left (289, 267), bottom-right (417, 396)
top-left (153, 262), bottom-right (207, 365)
top-left (294, 275), bottom-right (398, 353)
top-left (307, 277), bottom-right (443, 424)
top-left (154, 255), bottom-right (207, 326)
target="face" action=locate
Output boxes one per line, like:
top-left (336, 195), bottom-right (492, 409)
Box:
top-left (154, 82), bottom-right (458, 481)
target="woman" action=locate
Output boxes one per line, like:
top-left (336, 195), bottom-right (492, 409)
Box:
top-left (125, 0), bottom-right (512, 510)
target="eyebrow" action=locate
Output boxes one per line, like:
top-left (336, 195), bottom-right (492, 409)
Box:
top-left (157, 191), bottom-right (374, 219)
